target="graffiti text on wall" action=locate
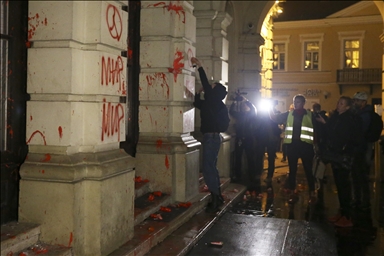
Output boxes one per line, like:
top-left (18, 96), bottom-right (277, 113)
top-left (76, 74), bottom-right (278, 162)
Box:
top-left (101, 100), bottom-right (124, 142)
top-left (168, 49), bottom-right (184, 82)
top-left (101, 56), bottom-right (126, 95)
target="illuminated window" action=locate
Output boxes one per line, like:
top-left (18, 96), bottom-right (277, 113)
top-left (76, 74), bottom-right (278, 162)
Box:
top-left (273, 43), bottom-right (285, 70)
top-left (299, 33), bottom-right (323, 71)
top-left (344, 40), bottom-right (359, 68)
top-left (338, 31), bottom-right (364, 69)
top-left (304, 42), bottom-right (319, 70)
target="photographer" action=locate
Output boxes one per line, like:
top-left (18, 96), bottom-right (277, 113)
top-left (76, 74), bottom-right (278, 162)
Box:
top-left (229, 92), bottom-right (258, 189)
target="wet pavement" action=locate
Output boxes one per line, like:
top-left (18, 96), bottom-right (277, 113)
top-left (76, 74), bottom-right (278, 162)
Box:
top-left (187, 152), bottom-right (381, 256)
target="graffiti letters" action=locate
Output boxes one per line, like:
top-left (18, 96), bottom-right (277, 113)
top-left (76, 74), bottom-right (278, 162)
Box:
top-left (101, 101), bottom-right (124, 142)
top-left (101, 56), bottom-right (126, 95)
top-left (106, 4), bottom-right (122, 41)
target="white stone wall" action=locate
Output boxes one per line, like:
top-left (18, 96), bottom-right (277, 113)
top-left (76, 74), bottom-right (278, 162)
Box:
top-left (20, 1), bottom-right (135, 255)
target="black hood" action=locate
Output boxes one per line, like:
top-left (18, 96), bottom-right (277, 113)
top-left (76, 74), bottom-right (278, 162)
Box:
top-left (208, 83), bottom-right (227, 101)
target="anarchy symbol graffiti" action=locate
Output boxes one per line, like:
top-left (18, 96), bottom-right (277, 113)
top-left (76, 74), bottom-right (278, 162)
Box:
top-left (106, 4), bottom-right (122, 41)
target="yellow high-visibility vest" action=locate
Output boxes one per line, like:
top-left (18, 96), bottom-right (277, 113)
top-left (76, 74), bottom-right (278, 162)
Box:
top-left (284, 110), bottom-right (314, 144)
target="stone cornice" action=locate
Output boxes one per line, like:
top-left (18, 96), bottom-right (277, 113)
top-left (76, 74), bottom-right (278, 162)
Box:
top-left (273, 15), bottom-right (381, 30)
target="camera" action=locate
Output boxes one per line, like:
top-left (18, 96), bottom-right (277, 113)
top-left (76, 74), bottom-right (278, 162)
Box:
top-left (232, 90), bottom-right (247, 101)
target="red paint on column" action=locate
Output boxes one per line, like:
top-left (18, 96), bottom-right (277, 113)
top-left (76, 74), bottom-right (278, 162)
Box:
top-left (68, 232), bottom-right (73, 247)
top-left (168, 50), bottom-right (184, 83)
top-left (58, 126), bottom-right (63, 139)
top-left (165, 155), bottom-right (170, 169)
top-left (156, 139), bottom-right (163, 149)
top-left (27, 130), bottom-right (47, 145)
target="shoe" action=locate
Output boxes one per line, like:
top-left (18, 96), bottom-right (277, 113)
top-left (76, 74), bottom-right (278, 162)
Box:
top-left (334, 216), bottom-right (353, 228)
top-left (206, 193), bottom-right (224, 213)
top-left (328, 213), bottom-right (342, 223)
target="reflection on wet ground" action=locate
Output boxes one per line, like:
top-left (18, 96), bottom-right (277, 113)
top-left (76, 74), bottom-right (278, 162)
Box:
top-left (228, 153), bottom-right (379, 256)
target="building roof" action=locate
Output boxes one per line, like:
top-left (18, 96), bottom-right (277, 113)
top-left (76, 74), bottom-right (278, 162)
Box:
top-left (273, 0), bottom-right (360, 22)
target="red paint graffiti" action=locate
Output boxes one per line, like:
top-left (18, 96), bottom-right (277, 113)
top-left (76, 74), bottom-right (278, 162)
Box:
top-left (149, 1), bottom-right (185, 23)
top-left (106, 4), bottom-right (122, 41)
top-left (168, 50), bottom-right (184, 82)
top-left (145, 72), bottom-right (169, 98)
top-left (27, 130), bottom-right (47, 145)
top-left (58, 126), bottom-right (63, 139)
top-left (101, 100), bottom-right (125, 142)
top-left (101, 56), bottom-right (126, 95)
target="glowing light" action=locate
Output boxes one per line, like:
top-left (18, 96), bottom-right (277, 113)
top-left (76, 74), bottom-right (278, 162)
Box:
top-left (258, 99), bottom-right (273, 112)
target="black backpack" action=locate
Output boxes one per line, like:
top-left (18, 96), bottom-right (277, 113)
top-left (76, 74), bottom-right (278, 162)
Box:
top-left (365, 111), bottom-right (383, 142)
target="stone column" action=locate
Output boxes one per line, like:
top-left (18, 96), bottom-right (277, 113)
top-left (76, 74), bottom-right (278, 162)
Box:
top-left (193, 6), bottom-right (233, 178)
top-left (19, 2), bottom-right (134, 255)
top-left (135, 1), bottom-right (200, 202)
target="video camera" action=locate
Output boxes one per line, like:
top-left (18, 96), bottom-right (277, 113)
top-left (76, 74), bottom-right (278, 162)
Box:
top-left (232, 89), bottom-right (248, 101)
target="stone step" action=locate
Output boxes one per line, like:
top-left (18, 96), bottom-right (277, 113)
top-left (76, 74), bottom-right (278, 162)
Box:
top-left (135, 179), bottom-right (151, 199)
top-left (146, 183), bottom-right (247, 256)
top-left (134, 192), bottom-right (173, 226)
top-left (1, 222), bottom-right (40, 256)
top-left (109, 179), bottom-right (246, 256)
top-left (15, 242), bottom-right (73, 256)
top-left (1, 222), bottom-right (73, 256)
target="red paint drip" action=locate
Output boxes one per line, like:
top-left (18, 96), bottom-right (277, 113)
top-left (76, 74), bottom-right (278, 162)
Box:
top-left (165, 155), bottom-right (170, 169)
top-left (68, 232), bottom-right (73, 247)
top-left (58, 126), bottom-right (63, 139)
top-left (7, 125), bottom-right (14, 138)
top-left (30, 115), bottom-right (33, 121)
top-left (41, 170), bottom-right (45, 174)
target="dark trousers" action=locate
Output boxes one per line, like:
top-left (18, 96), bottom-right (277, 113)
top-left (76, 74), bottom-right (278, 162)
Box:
top-left (332, 165), bottom-right (352, 218)
top-left (234, 137), bottom-right (256, 181)
top-left (255, 138), bottom-right (277, 179)
top-left (286, 140), bottom-right (315, 192)
top-left (202, 133), bottom-right (222, 196)
top-left (351, 153), bottom-right (371, 208)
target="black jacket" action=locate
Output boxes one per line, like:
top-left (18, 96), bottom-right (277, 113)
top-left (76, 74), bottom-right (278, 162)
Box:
top-left (193, 67), bottom-right (228, 134)
top-left (324, 109), bottom-right (363, 156)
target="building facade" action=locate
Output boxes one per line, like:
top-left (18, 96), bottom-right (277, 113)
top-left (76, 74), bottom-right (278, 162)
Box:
top-left (272, 1), bottom-right (383, 113)
top-left (1, 1), bottom-right (383, 255)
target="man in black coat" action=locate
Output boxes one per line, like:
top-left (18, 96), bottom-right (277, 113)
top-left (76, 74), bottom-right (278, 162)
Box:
top-left (192, 57), bottom-right (229, 213)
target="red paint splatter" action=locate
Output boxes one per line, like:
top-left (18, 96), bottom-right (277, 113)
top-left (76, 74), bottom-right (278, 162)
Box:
top-left (149, 1), bottom-right (185, 23)
top-left (7, 125), bottom-right (14, 138)
top-left (145, 72), bottom-right (169, 98)
top-left (68, 232), bottom-right (73, 247)
top-left (165, 155), bottom-right (170, 169)
top-left (156, 139), bottom-right (163, 149)
top-left (30, 115), bottom-right (33, 121)
top-left (168, 49), bottom-right (184, 83)
top-left (58, 126), bottom-right (63, 139)
top-left (41, 170), bottom-right (45, 174)
top-left (28, 13), bottom-right (48, 40)
top-left (27, 130), bottom-right (47, 145)
top-left (42, 154), bottom-right (51, 162)
top-left (25, 41), bottom-right (31, 48)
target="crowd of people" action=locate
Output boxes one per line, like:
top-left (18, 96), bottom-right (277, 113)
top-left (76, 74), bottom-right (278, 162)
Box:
top-left (192, 57), bottom-right (379, 229)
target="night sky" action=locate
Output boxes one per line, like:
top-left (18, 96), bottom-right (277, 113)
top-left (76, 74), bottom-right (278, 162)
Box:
top-left (273, 1), bottom-right (360, 22)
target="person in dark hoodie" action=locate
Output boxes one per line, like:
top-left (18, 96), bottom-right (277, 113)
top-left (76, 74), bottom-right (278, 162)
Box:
top-left (192, 57), bottom-right (230, 213)
top-left (316, 96), bottom-right (364, 228)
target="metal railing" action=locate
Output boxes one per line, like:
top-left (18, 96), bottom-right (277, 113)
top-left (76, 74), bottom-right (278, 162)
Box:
top-left (337, 68), bottom-right (382, 84)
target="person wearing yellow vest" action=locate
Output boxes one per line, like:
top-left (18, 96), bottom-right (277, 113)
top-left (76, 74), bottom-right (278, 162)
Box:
top-left (269, 94), bottom-right (316, 203)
